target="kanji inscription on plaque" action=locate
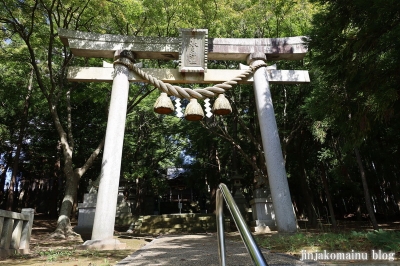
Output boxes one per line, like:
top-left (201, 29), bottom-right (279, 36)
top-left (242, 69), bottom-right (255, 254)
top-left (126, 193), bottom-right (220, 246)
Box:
top-left (179, 29), bottom-right (208, 73)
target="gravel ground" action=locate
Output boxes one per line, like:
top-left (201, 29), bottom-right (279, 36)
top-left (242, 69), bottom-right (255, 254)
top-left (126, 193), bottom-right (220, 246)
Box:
top-left (116, 233), bottom-right (315, 266)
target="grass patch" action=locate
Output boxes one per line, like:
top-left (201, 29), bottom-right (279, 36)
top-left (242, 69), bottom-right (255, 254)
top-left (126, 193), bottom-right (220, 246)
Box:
top-left (39, 249), bottom-right (74, 261)
top-left (1, 248), bottom-right (130, 265)
top-left (256, 230), bottom-right (400, 255)
top-left (0, 236), bottom-right (148, 266)
top-left (366, 230), bottom-right (400, 251)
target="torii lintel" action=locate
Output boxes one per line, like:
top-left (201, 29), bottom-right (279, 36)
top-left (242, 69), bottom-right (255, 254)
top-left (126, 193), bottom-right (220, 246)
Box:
top-left (59, 28), bottom-right (310, 84)
top-left (58, 28), bottom-right (308, 62)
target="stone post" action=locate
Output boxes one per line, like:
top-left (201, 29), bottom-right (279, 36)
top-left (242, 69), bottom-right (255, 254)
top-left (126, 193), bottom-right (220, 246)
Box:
top-left (250, 188), bottom-right (276, 233)
top-left (248, 52), bottom-right (297, 233)
top-left (74, 193), bottom-right (97, 241)
top-left (20, 208), bottom-right (34, 250)
top-left (82, 50), bottom-right (133, 249)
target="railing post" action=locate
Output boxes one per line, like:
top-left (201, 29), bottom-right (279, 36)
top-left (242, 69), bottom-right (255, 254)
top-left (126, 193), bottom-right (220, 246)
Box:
top-left (10, 219), bottom-right (23, 249)
top-left (217, 183), bottom-right (268, 266)
top-left (0, 217), bottom-right (13, 249)
top-left (20, 208), bottom-right (34, 250)
top-left (216, 189), bottom-right (226, 266)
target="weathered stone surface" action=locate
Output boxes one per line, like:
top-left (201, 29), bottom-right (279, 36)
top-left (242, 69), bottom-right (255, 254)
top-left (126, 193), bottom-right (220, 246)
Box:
top-left (67, 67), bottom-right (310, 84)
top-left (0, 209), bottom-right (31, 220)
top-left (78, 238), bottom-right (126, 250)
top-left (90, 51), bottom-right (131, 244)
top-left (59, 28), bottom-right (179, 60)
top-left (249, 56), bottom-right (297, 233)
top-left (58, 28), bottom-right (307, 61)
top-left (209, 36), bottom-right (307, 61)
top-left (0, 208), bottom-right (34, 258)
top-left (179, 29), bottom-right (208, 73)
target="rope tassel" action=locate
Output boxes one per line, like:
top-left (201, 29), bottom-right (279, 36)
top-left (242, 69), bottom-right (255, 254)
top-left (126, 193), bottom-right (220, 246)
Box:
top-left (184, 98), bottom-right (204, 121)
top-left (154, 92), bottom-right (174, 114)
top-left (212, 94), bottom-right (232, 115)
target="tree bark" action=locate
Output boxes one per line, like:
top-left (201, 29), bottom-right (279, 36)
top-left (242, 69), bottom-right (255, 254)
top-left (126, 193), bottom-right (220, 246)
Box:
top-left (52, 168), bottom-right (81, 239)
top-left (48, 142), bottom-right (61, 218)
top-left (320, 164), bottom-right (337, 228)
top-left (299, 160), bottom-right (317, 228)
top-left (354, 148), bottom-right (379, 230)
top-left (0, 160), bottom-right (10, 208)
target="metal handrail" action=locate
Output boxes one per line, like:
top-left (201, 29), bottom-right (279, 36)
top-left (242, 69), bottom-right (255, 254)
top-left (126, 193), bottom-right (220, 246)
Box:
top-left (216, 183), bottom-right (268, 266)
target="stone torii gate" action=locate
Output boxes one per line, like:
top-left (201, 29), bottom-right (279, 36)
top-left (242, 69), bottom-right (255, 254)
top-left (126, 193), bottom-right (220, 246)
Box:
top-left (59, 28), bottom-right (309, 249)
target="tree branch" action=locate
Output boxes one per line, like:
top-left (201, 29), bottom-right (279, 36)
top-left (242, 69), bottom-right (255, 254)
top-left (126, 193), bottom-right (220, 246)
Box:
top-left (127, 87), bottom-right (156, 114)
top-left (76, 137), bottom-right (105, 177)
top-left (66, 87), bottom-right (74, 151)
top-left (201, 120), bottom-right (264, 178)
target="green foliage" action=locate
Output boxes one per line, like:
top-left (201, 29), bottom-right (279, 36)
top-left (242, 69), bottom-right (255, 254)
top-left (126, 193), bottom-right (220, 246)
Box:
top-left (366, 230), bottom-right (400, 252)
top-left (134, 0), bottom-right (316, 38)
top-left (257, 230), bottom-right (400, 254)
top-left (297, 0), bottom-right (400, 228)
top-left (307, 0), bottom-right (400, 142)
top-left (350, 230), bottom-right (400, 252)
top-left (121, 85), bottom-right (187, 188)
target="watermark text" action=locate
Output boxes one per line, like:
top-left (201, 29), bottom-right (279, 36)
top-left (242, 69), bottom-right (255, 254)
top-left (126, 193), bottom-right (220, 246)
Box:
top-left (300, 250), bottom-right (395, 261)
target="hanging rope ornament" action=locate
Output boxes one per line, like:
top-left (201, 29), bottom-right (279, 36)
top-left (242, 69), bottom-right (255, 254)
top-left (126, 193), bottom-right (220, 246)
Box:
top-left (154, 92), bottom-right (174, 114)
top-left (123, 60), bottom-right (268, 121)
top-left (184, 98), bottom-right (204, 121)
top-left (212, 94), bottom-right (232, 115)
top-left (129, 63), bottom-right (266, 100)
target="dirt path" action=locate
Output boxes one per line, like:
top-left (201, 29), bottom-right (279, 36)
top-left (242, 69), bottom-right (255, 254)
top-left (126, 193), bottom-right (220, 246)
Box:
top-left (0, 217), bottom-right (150, 266)
top-left (2, 216), bottom-right (399, 265)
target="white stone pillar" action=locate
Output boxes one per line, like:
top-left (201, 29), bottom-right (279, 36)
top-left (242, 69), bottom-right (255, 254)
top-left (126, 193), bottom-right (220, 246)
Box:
top-left (82, 50), bottom-right (133, 249)
top-left (248, 52), bottom-right (297, 233)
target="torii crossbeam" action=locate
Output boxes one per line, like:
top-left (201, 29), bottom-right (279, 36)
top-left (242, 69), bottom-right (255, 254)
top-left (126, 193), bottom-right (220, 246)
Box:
top-left (58, 28), bottom-right (310, 249)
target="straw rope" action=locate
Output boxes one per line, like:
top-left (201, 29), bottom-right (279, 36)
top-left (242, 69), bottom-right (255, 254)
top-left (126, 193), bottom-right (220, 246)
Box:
top-left (114, 57), bottom-right (267, 100)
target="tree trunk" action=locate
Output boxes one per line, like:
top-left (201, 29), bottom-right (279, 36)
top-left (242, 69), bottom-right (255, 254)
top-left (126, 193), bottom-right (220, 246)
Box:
top-left (52, 166), bottom-right (81, 239)
top-left (0, 162), bottom-right (8, 208)
top-left (49, 143), bottom-right (61, 218)
top-left (354, 148), bottom-right (379, 230)
top-left (299, 165), bottom-right (317, 228)
top-left (320, 164), bottom-right (337, 228)
top-left (135, 178), bottom-right (143, 215)
top-left (71, 193), bottom-right (78, 222)
top-left (6, 68), bottom-right (34, 211)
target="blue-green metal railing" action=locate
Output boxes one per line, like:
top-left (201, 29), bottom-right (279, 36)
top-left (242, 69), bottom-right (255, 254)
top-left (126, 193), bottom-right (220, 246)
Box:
top-left (216, 183), bottom-right (268, 266)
